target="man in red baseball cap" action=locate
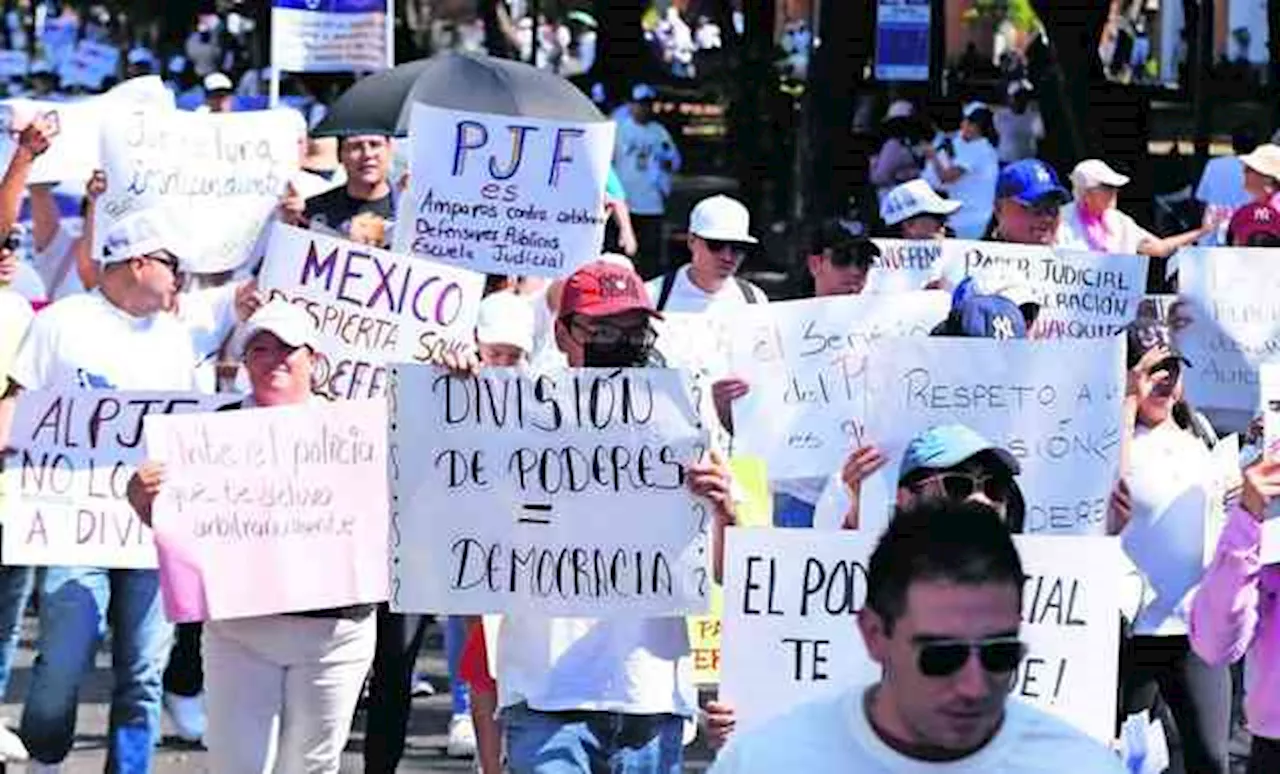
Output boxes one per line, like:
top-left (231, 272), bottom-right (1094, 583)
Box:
top-left (554, 259), bottom-right (664, 368)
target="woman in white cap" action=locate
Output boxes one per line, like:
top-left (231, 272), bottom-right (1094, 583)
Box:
top-left (127, 300), bottom-right (377, 774)
top-left (1238, 143), bottom-right (1280, 210)
top-left (476, 289), bottom-right (535, 367)
top-left (1058, 159), bottom-right (1216, 256)
top-left (868, 100), bottom-right (926, 205)
top-left (879, 179), bottom-right (961, 239)
top-left (922, 102), bottom-right (1000, 240)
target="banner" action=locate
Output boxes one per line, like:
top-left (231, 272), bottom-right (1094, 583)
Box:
top-left (859, 337), bottom-right (1125, 536)
top-left (271, 0), bottom-right (392, 73)
top-left (727, 292), bottom-right (949, 479)
top-left (258, 223), bottom-right (485, 400)
top-left (1176, 247), bottom-right (1280, 413)
top-left (0, 76), bottom-right (176, 185)
top-left (866, 239), bottom-right (941, 293)
top-left (931, 241), bottom-right (1147, 338)
top-left (719, 528), bottom-right (1123, 742)
top-left (143, 400), bottom-right (390, 621)
top-left (875, 0), bottom-right (931, 82)
top-left (1, 389), bottom-right (237, 568)
top-left (58, 39), bottom-right (119, 90)
top-left (392, 103), bottom-right (616, 278)
top-left (95, 107), bottom-right (303, 274)
top-left (388, 365), bottom-right (711, 616)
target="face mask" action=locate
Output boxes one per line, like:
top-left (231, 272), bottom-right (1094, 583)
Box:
top-left (582, 339), bottom-right (656, 368)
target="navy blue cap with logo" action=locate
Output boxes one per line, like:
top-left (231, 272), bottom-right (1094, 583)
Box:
top-left (931, 277), bottom-right (1027, 339)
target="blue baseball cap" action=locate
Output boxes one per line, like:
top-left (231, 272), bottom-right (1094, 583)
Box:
top-left (932, 277), bottom-right (1028, 339)
top-left (899, 424), bottom-right (1021, 482)
top-left (631, 84), bottom-right (658, 101)
top-left (996, 159), bottom-right (1070, 206)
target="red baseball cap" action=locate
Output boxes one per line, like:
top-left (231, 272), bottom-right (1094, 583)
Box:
top-left (1228, 202), bottom-right (1280, 246)
top-left (559, 260), bottom-right (661, 320)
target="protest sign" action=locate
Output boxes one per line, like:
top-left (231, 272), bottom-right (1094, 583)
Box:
top-left (719, 528), bottom-right (1123, 741)
top-left (271, 0), bottom-right (392, 73)
top-left (931, 240), bottom-right (1146, 338)
top-left (727, 292), bottom-right (949, 479)
top-left (654, 311), bottom-right (734, 452)
top-left (58, 40), bottom-right (120, 89)
top-left (862, 337), bottom-right (1125, 535)
top-left (95, 107), bottom-right (302, 274)
top-left (0, 51), bottom-right (29, 79)
top-left (142, 400), bottom-right (390, 622)
top-left (388, 365), bottom-right (711, 616)
top-left (1177, 247), bottom-right (1280, 413)
top-left (0, 76), bottom-right (175, 185)
top-left (258, 223), bottom-right (485, 400)
top-left (1203, 435), bottom-right (1241, 568)
top-left (392, 103), bottom-right (615, 278)
top-left (1, 389), bottom-right (237, 569)
top-left (866, 239), bottom-right (941, 293)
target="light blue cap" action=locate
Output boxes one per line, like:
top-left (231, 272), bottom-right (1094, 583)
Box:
top-left (899, 424), bottom-right (1021, 481)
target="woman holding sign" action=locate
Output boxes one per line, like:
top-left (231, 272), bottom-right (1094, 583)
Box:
top-left (128, 301), bottom-right (376, 774)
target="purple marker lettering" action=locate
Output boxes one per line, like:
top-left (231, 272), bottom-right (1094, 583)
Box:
top-left (548, 128), bottom-right (585, 187)
top-left (453, 121), bottom-right (488, 176)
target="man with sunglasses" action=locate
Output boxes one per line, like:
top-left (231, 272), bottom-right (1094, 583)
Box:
top-left (0, 208), bottom-right (238, 772)
top-left (647, 194), bottom-right (766, 315)
top-left (710, 499), bottom-right (1124, 773)
top-left (985, 158), bottom-right (1072, 245)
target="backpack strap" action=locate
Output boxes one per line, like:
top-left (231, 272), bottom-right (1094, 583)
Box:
top-left (656, 269), bottom-right (679, 312)
top-left (735, 277), bottom-right (760, 304)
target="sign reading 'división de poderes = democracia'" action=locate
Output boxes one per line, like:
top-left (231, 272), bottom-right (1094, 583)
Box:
top-left (393, 103), bottom-right (616, 279)
top-left (1, 389), bottom-right (238, 569)
top-left (388, 365), bottom-right (712, 617)
top-left (259, 223), bottom-right (485, 401)
top-left (719, 528), bottom-right (1123, 742)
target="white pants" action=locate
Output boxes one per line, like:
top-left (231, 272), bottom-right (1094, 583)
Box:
top-left (204, 612), bottom-right (376, 774)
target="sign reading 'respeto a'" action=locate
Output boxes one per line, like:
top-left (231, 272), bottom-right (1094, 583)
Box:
top-left (393, 103), bottom-right (615, 278)
top-left (259, 223), bottom-right (485, 401)
top-left (719, 528), bottom-right (1123, 742)
top-left (388, 365), bottom-right (711, 617)
top-left (1, 389), bottom-right (237, 569)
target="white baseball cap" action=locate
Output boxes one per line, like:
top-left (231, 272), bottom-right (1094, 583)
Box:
top-left (230, 300), bottom-right (318, 360)
top-left (880, 179), bottom-right (962, 226)
top-left (962, 101), bottom-right (991, 119)
top-left (100, 209), bottom-right (186, 266)
top-left (476, 291), bottom-right (534, 353)
top-left (1071, 159), bottom-right (1130, 190)
top-left (884, 100), bottom-right (914, 121)
top-left (689, 194), bottom-right (757, 244)
top-left (1240, 144), bottom-right (1280, 180)
top-left (203, 72), bottom-right (233, 93)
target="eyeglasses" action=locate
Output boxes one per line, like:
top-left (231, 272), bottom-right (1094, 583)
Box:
top-left (2, 233), bottom-right (20, 252)
top-left (917, 636), bottom-right (1026, 678)
top-left (567, 316), bottom-right (657, 347)
top-left (909, 471), bottom-right (1012, 504)
top-left (702, 238), bottom-right (748, 255)
top-left (145, 252), bottom-right (180, 276)
top-left (1019, 200), bottom-right (1061, 218)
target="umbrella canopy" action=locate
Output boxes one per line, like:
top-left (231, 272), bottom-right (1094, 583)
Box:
top-left (313, 52), bottom-right (604, 138)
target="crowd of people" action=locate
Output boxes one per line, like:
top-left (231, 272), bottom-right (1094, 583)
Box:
top-left (0, 8), bottom-right (1278, 774)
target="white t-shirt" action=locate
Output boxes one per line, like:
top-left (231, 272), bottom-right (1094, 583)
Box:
top-left (942, 136), bottom-right (1000, 240)
top-left (10, 291), bottom-right (205, 392)
top-left (176, 283), bottom-right (241, 395)
top-left (1122, 420), bottom-right (1214, 637)
top-left (30, 220), bottom-right (85, 301)
top-left (710, 687), bottom-right (1125, 774)
top-left (1055, 202), bottom-right (1154, 255)
top-left (496, 615), bottom-right (695, 717)
top-left (644, 266), bottom-right (768, 315)
top-left (613, 116), bottom-right (680, 216)
top-left (0, 288), bottom-right (34, 381)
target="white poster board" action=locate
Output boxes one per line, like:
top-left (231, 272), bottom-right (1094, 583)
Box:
top-left (95, 107), bottom-right (303, 274)
top-left (392, 103), bottom-right (616, 278)
top-left (0, 76), bottom-right (175, 185)
top-left (1176, 247), bottom-right (1280, 413)
top-left (866, 239), bottom-right (942, 294)
top-left (388, 365), bottom-right (711, 616)
top-left (143, 400), bottom-right (390, 621)
top-left (271, 0), bottom-right (393, 74)
top-left (654, 310), bottom-right (735, 453)
top-left (1, 389), bottom-right (237, 568)
top-left (719, 528), bottom-right (1123, 742)
top-left (258, 223), bottom-right (486, 400)
top-left (861, 337), bottom-right (1125, 535)
top-left (728, 292), bottom-right (949, 479)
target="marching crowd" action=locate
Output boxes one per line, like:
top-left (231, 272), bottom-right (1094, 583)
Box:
top-left (0, 50), bottom-right (1278, 774)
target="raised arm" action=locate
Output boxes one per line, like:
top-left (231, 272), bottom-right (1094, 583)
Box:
top-left (0, 115), bottom-right (54, 237)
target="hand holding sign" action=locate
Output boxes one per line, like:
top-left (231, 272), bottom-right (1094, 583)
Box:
top-left (126, 461), bottom-right (166, 527)
top-left (1242, 459), bottom-right (1280, 521)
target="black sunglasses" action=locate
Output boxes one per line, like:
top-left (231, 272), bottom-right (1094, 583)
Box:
top-left (917, 637), bottom-right (1026, 678)
top-left (146, 252), bottom-right (181, 275)
top-left (2, 233), bottom-right (19, 252)
top-left (909, 471), bottom-right (1012, 504)
top-left (703, 238), bottom-right (749, 254)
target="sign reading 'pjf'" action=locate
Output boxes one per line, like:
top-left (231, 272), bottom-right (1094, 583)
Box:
top-left (393, 103), bottom-right (616, 279)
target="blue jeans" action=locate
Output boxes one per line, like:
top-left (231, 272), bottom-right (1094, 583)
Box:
top-left (0, 563), bottom-right (35, 697)
top-left (772, 491), bottom-right (816, 528)
top-left (445, 615), bottom-right (470, 716)
top-left (20, 567), bottom-right (172, 771)
top-left (504, 703), bottom-right (683, 774)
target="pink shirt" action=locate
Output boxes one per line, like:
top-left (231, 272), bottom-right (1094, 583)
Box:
top-left (1190, 504), bottom-right (1280, 738)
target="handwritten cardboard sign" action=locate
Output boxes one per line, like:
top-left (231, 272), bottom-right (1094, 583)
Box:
top-left (866, 239), bottom-right (942, 294)
top-left (258, 223), bottom-right (486, 400)
top-left (143, 399), bottom-right (390, 621)
top-left (654, 311), bottom-right (735, 453)
top-left (860, 337), bottom-right (1126, 536)
top-left (95, 107), bottom-right (303, 274)
top-left (58, 39), bottom-right (120, 89)
top-left (271, 0), bottom-right (393, 73)
top-left (719, 528), bottom-right (1123, 742)
top-left (1177, 247), bottom-right (1280, 413)
top-left (728, 291), bottom-right (949, 479)
top-left (392, 103), bottom-right (615, 278)
top-left (389, 365), bottom-right (711, 616)
top-left (1, 389), bottom-right (237, 568)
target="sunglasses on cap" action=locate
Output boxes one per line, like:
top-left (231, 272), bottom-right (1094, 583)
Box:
top-left (908, 470), bottom-right (1012, 504)
top-left (916, 636), bottom-right (1026, 678)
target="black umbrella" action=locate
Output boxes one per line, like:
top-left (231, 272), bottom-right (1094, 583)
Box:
top-left (313, 52), bottom-right (604, 138)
